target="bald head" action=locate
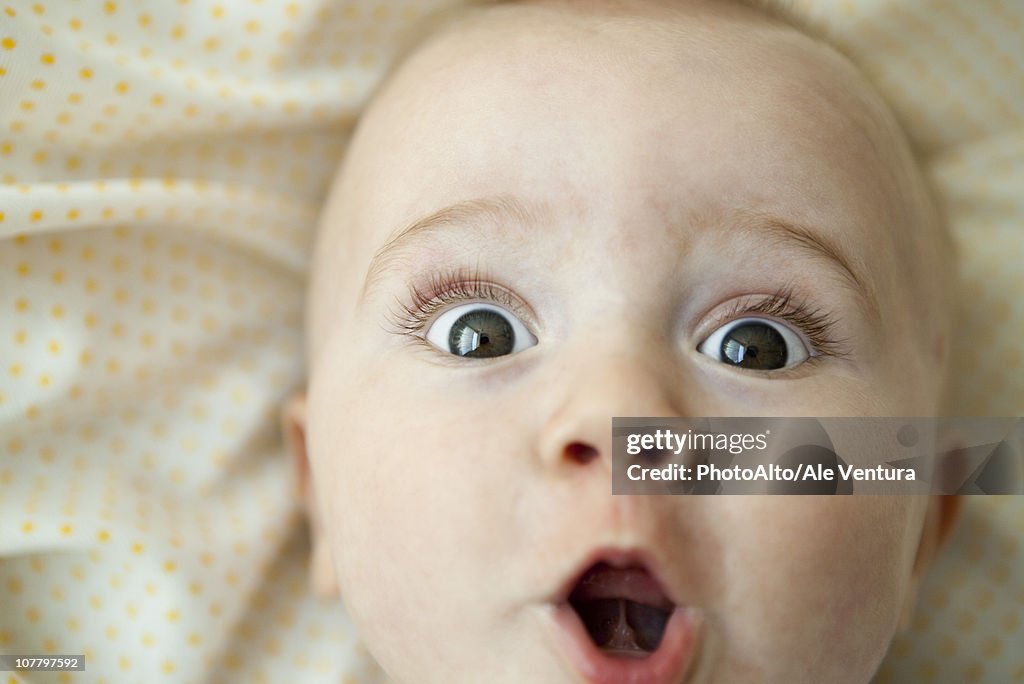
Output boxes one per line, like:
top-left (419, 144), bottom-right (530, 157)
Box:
top-left (306, 0), bottom-right (952, 405)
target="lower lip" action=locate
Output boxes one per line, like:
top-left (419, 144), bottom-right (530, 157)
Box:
top-left (551, 602), bottom-right (700, 684)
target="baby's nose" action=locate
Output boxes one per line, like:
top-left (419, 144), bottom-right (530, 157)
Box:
top-left (536, 349), bottom-right (685, 471)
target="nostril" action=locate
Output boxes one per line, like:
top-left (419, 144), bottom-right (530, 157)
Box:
top-left (565, 441), bottom-right (599, 464)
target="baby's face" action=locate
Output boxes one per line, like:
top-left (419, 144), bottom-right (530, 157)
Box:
top-left (297, 1), bottom-right (953, 682)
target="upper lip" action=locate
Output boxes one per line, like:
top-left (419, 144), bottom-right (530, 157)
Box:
top-left (554, 546), bottom-right (680, 606)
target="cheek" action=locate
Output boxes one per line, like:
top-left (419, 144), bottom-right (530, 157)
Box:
top-left (305, 363), bottom-right (525, 669)
top-left (711, 497), bottom-right (921, 681)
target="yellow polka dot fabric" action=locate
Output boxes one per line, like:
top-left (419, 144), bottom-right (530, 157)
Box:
top-left (0, 1), bottom-right (1020, 682)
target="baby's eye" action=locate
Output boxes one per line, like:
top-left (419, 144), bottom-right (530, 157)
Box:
top-left (697, 317), bottom-right (810, 370)
top-left (425, 303), bottom-right (538, 358)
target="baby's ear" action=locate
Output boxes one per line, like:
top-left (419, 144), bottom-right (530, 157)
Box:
top-left (897, 495), bottom-right (963, 632)
top-left (281, 392), bottom-right (340, 600)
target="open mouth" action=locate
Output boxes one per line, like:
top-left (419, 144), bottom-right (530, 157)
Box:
top-left (569, 562), bottom-right (673, 656)
top-left (552, 551), bottom-right (701, 684)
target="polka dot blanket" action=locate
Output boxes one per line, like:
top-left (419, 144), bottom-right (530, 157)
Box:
top-left (0, 1), bottom-right (1021, 682)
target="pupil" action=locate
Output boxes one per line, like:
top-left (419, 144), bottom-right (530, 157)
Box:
top-left (448, 309), bottom-right (515, 358)
top-left (720, 323), bottom-right (786, 369)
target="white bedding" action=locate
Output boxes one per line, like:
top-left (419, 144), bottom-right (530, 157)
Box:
top-left (1, 0), bottom-right (1021, 681)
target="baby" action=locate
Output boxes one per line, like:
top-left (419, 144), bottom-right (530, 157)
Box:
top-left (283, 0), bottom-right (962, 681)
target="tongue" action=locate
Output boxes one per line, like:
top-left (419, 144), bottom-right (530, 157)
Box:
top-left (574, 598), bottom-right (671, 654)
top-left (569, 564), bottom-right (674, 655)
top-left (570, 565), bottom-right (674, 610)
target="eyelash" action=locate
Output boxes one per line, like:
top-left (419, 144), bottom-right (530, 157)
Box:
top-left (389, 270), bottom-right (848, 358)
top-left (711, 286), bottom-right (849, 359)
top-left (389, 267), bottom-right (523, 338)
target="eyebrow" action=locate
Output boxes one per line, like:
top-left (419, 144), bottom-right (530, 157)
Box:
top-left (360, 195), bottom-right (877, 313)
top-left (361, 195), bottom-right (542, 298)
top-left (732, 209), bottom-right (877, 312)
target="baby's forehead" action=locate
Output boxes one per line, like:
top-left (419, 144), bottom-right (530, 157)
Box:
top-left (390, 0), bottom-right (837, 104)
top-left (362, 0), bottom-right (909, 199)
top-left (338, 0), bottom-right (914, 249)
